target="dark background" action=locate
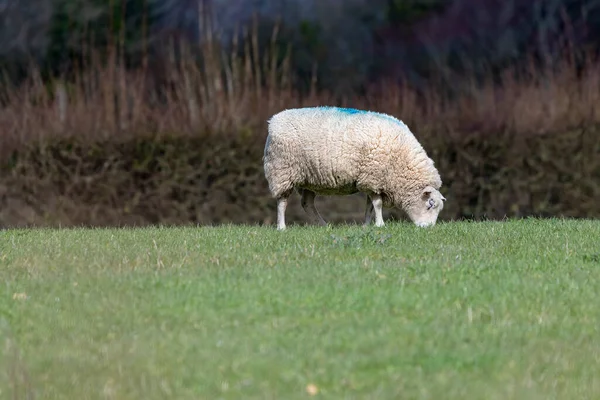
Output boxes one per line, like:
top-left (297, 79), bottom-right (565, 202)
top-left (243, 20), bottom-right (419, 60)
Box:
top-left (0, 0), bottom-right (599, 227)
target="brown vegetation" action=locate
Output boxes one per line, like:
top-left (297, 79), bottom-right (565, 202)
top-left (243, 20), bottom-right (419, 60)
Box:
top-left (1, 28), bottom-right (599, 228)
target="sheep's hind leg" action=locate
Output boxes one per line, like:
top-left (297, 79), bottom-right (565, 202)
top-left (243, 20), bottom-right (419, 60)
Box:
top-left (300, 189), bottom-right (327, 226)
top-left (277, 191), bottom-right (292, 230)
top-left (364, 194), bottom-right (374, 226)
top-left (370, 193), bottom-right (385, 227)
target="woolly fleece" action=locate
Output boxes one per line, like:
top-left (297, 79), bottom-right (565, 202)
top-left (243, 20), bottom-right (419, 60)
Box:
top-left (263, 106), bottom-right (444, 226)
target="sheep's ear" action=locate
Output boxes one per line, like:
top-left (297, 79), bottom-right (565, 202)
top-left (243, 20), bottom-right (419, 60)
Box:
top-left (441, 195), bottom-right (447, 202)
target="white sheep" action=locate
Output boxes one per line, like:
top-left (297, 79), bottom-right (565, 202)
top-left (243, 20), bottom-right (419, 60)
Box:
top-left (263, 106), bottom-right (446, 230)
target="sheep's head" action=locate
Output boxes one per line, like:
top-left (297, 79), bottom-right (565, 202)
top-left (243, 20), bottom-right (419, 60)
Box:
top-left (404, 186), bottom-right (446, 228)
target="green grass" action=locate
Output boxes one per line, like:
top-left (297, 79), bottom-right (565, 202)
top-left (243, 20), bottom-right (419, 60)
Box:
top-left (1, 219), bottom-right (600, 399)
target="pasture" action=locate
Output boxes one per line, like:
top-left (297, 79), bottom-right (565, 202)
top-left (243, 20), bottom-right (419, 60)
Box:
top-left (1, 219), bottom-right (600, 399)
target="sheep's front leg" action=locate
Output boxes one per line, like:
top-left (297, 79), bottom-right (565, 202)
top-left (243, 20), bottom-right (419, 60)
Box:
top-left (364, 194), bottom-right (374, 225)
top-left (370, 193), bottom-right (385, 227)
top-left (277, 195), bottom-right (290, 230)
top-left (300, 189), bottom-right (327, 226)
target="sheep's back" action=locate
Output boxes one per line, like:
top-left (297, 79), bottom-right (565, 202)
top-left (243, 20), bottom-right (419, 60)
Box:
top-left (266, 106), bottom-right (428, 195)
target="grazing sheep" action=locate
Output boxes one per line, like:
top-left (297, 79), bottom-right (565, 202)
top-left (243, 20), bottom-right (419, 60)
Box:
top-left (263, 106), bottom-right (446, 230)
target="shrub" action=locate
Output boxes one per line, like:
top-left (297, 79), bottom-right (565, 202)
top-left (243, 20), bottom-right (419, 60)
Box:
top-left (0, 21), bottom-right (599, 228)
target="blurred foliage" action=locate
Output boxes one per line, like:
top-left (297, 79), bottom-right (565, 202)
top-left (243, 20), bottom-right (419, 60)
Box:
top-left (386, 0), bottom-right (446, 24)
top-left (45, 0), bottom-right (156, 76)
top-left (1, 0), bottom-right (600, 94)
top-left (381, 0), bottom-right (600, 89)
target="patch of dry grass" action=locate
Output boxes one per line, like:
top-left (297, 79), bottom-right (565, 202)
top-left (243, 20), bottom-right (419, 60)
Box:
top-left (1, 23), bottom-right (599, 158)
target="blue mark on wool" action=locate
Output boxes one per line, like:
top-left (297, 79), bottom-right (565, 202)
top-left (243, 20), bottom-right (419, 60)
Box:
top-left (317, 106), bottom-right (365, 115)
top-left (316, 106), bottom-right (407, 128)
top-left (336, 107), bottom-right (365, 115)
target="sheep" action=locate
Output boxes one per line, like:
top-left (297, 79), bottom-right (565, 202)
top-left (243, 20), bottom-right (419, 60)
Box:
top-left (263, 106), bottom-right (446, 230)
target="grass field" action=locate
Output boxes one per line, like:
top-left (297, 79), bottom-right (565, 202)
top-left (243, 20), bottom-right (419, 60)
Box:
top-left (1, 219), bottom-right (600, 399)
